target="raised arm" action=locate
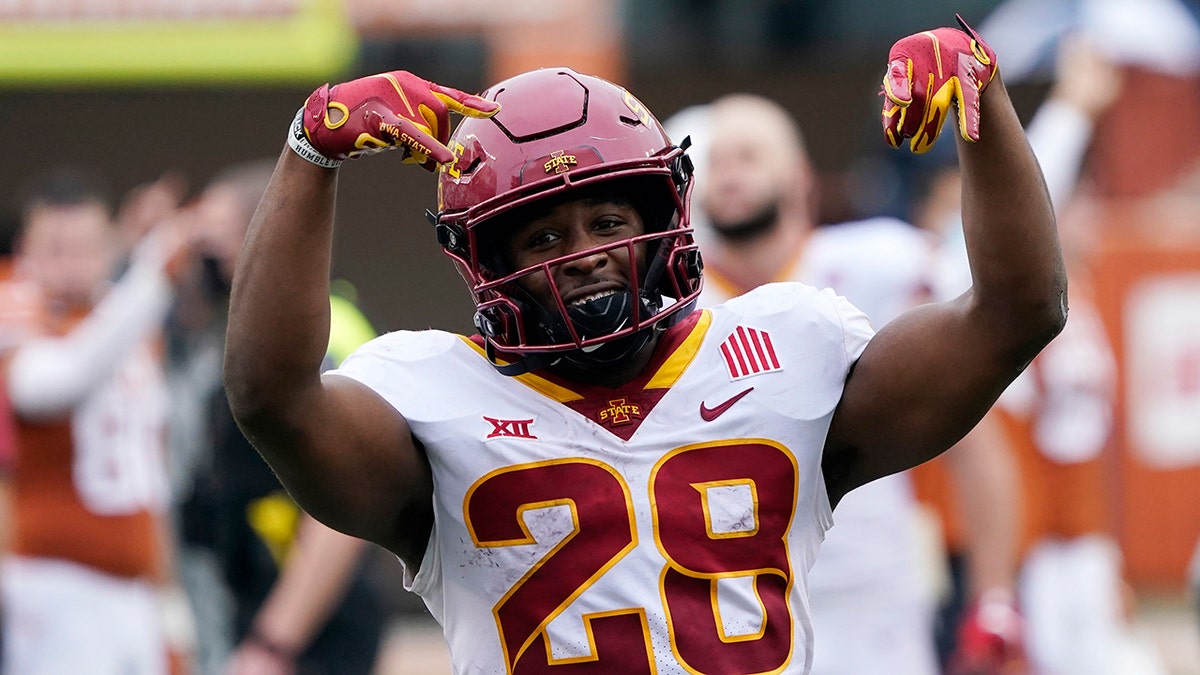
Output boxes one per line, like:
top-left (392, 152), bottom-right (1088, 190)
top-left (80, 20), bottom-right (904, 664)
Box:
top-left (824, 18), bottom-right (1067, 504)
top-left (223, 72), bottom-right (498, 563)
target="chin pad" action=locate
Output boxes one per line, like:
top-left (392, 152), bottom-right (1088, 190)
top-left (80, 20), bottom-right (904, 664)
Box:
top-left (565, 289), bottom-right (636, 340)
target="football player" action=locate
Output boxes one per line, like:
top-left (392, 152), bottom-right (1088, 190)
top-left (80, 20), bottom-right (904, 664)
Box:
top-left (224, 17), bottom-right (1066, 674)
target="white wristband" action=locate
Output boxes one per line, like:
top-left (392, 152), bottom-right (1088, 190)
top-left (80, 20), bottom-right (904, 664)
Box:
top-left (287, 108), bottom-right (341, 169)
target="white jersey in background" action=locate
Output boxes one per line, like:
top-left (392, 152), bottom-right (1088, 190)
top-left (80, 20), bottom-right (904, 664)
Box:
top-left (700, 217), bottom-right (941, 675)
top-left (333, 283), bottom-right (872, 675)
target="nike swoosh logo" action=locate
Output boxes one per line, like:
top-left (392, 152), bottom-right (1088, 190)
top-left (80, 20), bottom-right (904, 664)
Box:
top-left (700, 387), bottom-right (755, 422)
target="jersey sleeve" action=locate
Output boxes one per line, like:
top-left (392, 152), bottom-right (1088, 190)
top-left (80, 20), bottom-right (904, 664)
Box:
top-left (821, 288), bottom-right (874, 368)
top-left (328, 329), bottom-right (464, 422)
top-left (720, 283), bottom-right (876, 422)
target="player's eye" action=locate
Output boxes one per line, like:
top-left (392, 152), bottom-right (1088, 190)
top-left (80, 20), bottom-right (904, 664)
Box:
top-left (593, 218), bottom-right (626, 233)
top-left (525, 229), bottom-right (560, 250)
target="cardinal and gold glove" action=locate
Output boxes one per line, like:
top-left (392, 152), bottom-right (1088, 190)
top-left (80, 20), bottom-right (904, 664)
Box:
top-left (288, 70), bottom-right (499, 170)
top-left (882, 14), bottom-right (998, 154)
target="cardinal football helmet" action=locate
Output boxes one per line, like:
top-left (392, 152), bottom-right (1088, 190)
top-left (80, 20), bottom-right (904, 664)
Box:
top-left (432, 67), bottom-right (702, 374)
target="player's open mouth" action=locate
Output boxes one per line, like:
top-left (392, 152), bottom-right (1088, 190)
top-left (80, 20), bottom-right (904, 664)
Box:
top-left (568, 288), bottom-right (618, 307)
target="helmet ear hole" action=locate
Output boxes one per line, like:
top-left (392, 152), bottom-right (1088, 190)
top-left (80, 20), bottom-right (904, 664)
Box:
top-left (459, 156), bottom-right (483, 178)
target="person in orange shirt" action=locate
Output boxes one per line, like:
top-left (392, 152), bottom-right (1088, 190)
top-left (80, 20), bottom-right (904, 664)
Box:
top-left (0, 376), bottom-right (11, 662)
top-left (0, 379), bottom-right (14, 548)
top-left (0, 167), bottom-right (190, 675)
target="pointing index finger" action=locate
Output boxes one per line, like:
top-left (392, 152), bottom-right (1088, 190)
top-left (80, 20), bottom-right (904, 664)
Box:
top-left (431, 85), bottom-right (501, 118)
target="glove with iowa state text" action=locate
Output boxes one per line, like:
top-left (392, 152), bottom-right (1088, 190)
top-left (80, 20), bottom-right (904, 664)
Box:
top-left (882, 14), bottom-right (998, 154)
top-left (288, 70), bottom-right (499, 170)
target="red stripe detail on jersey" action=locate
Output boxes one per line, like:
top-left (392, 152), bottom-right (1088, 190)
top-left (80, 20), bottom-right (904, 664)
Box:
top-left (721, 326), bottom-right (782, 380)
top-left (761, 330), bottom-right (781, 369)
top-left (719, 342), bottom-right (738, 378)
top-left (736, 326), bottom-right (761, 373)
top-left (728, 335), bottom-right (750, 376)
top-left (748, 327), bottom-right (772, 371)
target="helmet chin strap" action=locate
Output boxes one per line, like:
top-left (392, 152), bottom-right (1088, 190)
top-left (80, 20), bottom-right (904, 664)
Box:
top-left (560, 327), bottom-right (653, 369)
top-left (563, 290), bottom-right (637, 340)
top-left (487, 343), bottom-right (560, 377)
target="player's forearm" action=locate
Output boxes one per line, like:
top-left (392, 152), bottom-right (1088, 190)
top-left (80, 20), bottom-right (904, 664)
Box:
top-left (225, 149), bottom-right (337, 427)
top-left (958, 78), bottom-right (1067, 358)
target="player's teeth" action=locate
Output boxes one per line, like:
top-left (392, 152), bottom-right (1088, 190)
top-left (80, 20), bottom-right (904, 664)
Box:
top-left (571, 290), bottom-right (614, 306)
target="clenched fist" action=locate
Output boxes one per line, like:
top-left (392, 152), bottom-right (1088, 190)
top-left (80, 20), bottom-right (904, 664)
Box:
top-left (882, 15), bottom-right (998, 154)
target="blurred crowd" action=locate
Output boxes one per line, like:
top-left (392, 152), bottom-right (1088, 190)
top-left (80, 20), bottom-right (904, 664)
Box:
top-left (662, 29), bottom-right (1183, 675)
top-left (0, 159), bottom-right (388, 675)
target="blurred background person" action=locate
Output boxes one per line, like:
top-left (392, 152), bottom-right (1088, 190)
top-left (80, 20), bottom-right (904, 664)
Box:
top-left (923, 34), bottom-right (1169, 675)
top-left (114, 173), bottom-right (191, 277)
top-left (166, 160), bottom-right (388, 675)
top-left (0, 166), bottom-right (191, 675)
top-left (667, 91), bottom-right (1025, 675)
top-left (0, 378), bottom-right (13, 663)
top-left (1191, 539), bottom-right (1200, 645)
top-left (0, 379), bottom-right (12, 520)
top-left (902, 102), bottom-right (1028, 675)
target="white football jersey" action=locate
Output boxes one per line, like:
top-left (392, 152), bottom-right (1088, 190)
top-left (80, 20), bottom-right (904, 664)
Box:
top-left (334, 283), bottom-right (873, 675)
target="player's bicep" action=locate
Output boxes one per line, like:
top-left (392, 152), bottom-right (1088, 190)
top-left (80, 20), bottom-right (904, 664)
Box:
top-left (241, 373), bottom-right (431, 558)
top-left (824, 296), bottom-right (1015, 503)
